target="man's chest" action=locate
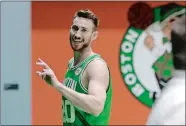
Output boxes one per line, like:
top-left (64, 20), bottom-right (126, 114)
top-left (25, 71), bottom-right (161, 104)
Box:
top-left (64, 68), bottom-right (89, 92)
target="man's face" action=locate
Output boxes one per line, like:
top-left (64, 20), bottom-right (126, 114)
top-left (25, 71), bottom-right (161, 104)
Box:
top-left (69, 17), bottom-right (96, 51)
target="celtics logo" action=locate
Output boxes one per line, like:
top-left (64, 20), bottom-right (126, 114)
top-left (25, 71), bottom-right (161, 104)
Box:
top-left (120, 2), bottom-right (185, 107)
top-left (75, 68), bottom-right (82, 76)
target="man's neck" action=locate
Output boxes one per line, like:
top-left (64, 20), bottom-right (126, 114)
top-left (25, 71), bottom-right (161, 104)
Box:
top-left (73, 49), bottom-right (94, 66)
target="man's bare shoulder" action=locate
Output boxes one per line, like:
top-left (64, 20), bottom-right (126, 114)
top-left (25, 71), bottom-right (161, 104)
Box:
top-left (86, 58), bottom-right (109, 74)
top-left (85, 58), bottom-right (109, 90)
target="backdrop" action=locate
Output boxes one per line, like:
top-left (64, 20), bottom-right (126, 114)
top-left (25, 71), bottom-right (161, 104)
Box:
top-left (32, 1), bottom-right (185, 125)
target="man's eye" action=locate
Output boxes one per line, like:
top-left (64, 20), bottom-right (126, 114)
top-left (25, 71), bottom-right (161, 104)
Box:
top-left (82, 29), bottom-right (87, 32)
top-left (72, 25), bottom-right (78, 31)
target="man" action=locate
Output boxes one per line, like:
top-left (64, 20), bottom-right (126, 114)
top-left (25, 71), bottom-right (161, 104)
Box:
top-left (146, 14), bottom-right (185, 125)
top-left (128, 2), bottom-right (185, 101)
top-left (36, 9), bottom-right (112, 125)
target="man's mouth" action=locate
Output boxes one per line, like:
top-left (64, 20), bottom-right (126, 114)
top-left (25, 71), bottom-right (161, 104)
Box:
top-left (73, 41), bottom-right (82, 43)
top-left (72, 38), bottom-right (83, 43)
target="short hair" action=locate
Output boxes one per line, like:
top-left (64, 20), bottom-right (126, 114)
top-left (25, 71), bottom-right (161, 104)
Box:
top-left (73, 9), bottom-right (99, 30)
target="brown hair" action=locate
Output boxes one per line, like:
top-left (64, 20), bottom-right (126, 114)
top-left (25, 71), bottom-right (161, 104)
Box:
top-left (74, 9), bottom-right (99, 30)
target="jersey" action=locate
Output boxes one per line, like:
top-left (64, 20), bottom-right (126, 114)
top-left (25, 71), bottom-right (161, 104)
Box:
top-left (62, 53), bottom-right (112, 126)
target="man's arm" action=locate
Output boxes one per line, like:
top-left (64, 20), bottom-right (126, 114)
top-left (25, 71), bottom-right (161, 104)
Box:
top-left (53, 59), bottom-right (109, 116)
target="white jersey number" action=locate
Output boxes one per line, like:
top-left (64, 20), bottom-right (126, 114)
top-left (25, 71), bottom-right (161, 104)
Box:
top-left (62, 99), bottom-right (75, 123)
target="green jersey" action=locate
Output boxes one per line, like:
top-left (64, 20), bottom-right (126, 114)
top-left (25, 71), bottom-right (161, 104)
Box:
top-left (62, 53), bottom-right (112, 126)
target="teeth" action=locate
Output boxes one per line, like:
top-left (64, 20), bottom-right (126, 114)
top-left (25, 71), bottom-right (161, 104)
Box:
top-left (73, 40), bottom-right (82, 43)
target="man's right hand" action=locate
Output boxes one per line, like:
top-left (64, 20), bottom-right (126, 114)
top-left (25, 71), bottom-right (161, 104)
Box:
top-left (36, 58), bottom-right (58, 87)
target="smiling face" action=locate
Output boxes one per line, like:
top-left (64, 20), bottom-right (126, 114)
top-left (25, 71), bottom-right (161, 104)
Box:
top-left (69, 16), bottom-right (98, 52)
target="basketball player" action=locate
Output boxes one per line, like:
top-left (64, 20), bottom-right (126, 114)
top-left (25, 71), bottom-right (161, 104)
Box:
top-left (146, 14), bottom-right (185, 125)
top-left (36, 9), bottom-right (112, 125)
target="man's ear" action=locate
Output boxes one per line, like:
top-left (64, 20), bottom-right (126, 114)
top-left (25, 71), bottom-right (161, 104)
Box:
top-left (91, 31), bottom-right (98, 41)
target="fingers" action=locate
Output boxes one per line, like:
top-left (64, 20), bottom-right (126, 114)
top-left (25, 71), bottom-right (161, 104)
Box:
top-left (36, 71), bottom-right (42, 76)
top-left (36, 71), bottom-right (45, 76)
top-left (38, 58), bottom-right (44, 63)
top-left (36, 58), bottom-right (53, 80)
top-left (36, 71), bottom-right (48, 80)
top-left (36, 69), bottom-right (50, 75)
top-left (36, 62), bottom-right (45, 66)
top-left (36, 58), bottom-right (50, 69)
top-left (43, 69), bottom-right (47, 72)
top-left (39, 72), bottom-right (48, 77)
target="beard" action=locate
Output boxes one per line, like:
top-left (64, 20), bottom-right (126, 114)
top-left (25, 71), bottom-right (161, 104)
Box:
top-left (69, 34), bottom-right (90, 52)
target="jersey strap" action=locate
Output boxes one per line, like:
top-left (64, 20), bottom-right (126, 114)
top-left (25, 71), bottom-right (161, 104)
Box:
top-left (78, 54), bottom-right (102, 93)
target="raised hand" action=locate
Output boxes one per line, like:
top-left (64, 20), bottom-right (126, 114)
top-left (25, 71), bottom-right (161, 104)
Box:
top-left (36, 58), bottom-right (58, 86)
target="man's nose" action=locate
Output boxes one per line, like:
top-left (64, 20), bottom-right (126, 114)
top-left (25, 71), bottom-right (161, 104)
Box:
top-left (74, 31), bottom-right (81, 39)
